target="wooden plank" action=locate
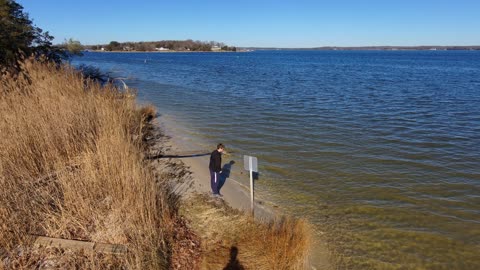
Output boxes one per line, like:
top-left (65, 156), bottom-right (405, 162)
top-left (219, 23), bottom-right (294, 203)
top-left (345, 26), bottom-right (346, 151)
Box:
top-left (33, 236), bottom-right (127, 254)
top-left (147, 150), bottom-right (210, 159)
top-left (34, 236), bottom-right (94, 251)
top-left (147, 149), bottom-right (233, 159)
top-left (94, 242), bottom-right (128, 254)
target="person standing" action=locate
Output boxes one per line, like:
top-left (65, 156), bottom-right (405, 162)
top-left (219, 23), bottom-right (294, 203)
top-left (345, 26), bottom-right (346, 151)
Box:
top-left (209, 143), bottom-right (225, 196)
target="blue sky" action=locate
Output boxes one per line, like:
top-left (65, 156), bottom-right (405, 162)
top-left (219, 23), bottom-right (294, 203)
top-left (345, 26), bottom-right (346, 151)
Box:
top-left (17, 0), bottom-right (480, 47)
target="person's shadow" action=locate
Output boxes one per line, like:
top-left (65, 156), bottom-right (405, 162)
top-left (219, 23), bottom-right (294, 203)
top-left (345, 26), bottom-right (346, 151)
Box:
top-left (223, 246), bottom-right (244, 270)
top-left (219, 160), bottom-right (235, 193)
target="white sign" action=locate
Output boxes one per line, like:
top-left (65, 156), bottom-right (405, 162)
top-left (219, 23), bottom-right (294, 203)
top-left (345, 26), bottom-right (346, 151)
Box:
top-left (243, 155), bottom-right (258, 216)
top-left (243, 155), bottom-right (258, 172)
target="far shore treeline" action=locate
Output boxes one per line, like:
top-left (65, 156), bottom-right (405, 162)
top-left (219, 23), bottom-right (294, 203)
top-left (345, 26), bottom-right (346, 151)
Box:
top-left (86, 40), bottom-right (237, 52)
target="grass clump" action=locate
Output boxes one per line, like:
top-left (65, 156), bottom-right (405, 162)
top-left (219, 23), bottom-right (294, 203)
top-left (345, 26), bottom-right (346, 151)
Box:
top-left (180, 193), bottom-right (312, 270)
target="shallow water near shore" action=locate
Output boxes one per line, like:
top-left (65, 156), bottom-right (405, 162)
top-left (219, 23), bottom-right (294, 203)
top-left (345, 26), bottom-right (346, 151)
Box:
top-left (74, 50), bottom-right (480, 269)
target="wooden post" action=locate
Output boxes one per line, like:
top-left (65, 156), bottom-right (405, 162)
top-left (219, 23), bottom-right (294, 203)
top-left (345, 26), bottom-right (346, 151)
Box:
top-left (249, 156), bottom-right (254, 216)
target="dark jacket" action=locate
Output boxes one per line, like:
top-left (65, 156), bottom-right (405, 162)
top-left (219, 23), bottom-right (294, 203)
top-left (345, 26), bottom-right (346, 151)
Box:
top-left (209, 150), bottom-right (222, 172)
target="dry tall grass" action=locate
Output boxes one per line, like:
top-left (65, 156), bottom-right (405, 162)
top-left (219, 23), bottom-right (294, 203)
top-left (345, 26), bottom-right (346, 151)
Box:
top-left (0, 59), bottom-right (172, 268)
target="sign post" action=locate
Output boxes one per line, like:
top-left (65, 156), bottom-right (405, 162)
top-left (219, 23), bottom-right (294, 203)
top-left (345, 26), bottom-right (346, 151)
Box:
top-left (243, 155), bottom-right (258, 215)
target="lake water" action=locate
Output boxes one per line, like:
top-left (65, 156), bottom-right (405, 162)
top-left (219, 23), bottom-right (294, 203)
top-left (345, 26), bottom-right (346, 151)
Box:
top-left (74, 50), bottom-right (480, 269)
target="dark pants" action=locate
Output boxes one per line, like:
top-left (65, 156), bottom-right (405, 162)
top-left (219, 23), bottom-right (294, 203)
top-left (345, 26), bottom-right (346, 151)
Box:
top-left (210, 169), bottom-right (220, 194)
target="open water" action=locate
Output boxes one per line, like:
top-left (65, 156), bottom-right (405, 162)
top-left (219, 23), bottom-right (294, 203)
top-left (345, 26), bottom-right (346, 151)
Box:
top-left (74, 50), bottom-right (480, 269)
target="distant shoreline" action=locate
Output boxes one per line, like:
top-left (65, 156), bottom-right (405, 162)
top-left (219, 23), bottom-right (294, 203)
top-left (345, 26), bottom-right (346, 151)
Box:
top-left (241, 45), bottom-right (480, 51)
top-left (85, 46), bottom-right (480, 54)
top-left (84, 44), bottom-right (480, 53)
top-left (85, 50), bottom-right (247, 53)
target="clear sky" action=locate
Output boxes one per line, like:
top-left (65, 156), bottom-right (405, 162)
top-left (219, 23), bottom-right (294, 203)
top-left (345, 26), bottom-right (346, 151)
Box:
top-left (16, 0), bottom-right (480, 47)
